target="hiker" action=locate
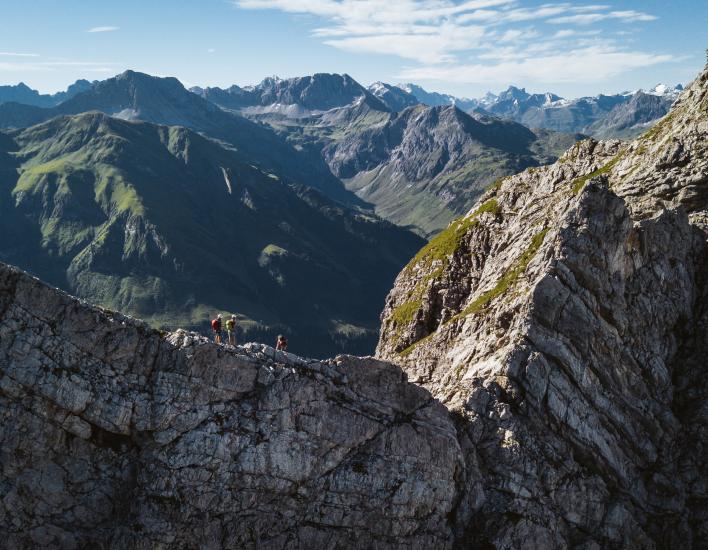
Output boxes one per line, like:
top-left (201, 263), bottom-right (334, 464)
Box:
top-left (275, 334), bottom-right (288, 352)
top-left (226, 314), bottom-right (237, 346)
top-left (211, 314), bottom-right (223, 344)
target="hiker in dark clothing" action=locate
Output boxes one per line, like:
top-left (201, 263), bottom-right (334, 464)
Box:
top-left (211, 314), bottom-right (223, 344)
top-left (275, 334), bottom-right (288, 352)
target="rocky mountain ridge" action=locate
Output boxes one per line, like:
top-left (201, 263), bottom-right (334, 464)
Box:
top-left (367, 82), bottom-right (419, 112)
top-left (376, 61), bottom-right (708, 546)
top-left (395, 83), bottom-right (479, 111)
top-left (0, 261), bottom-right (460, 548)
top-left (192, 73), bottom-right (385, 115)
top-left (395, 81), bottom-right (683, 138)
top-left (0, 70), bottom-right (355, 205)
top-left (323, 103), bottom-right (580, 235)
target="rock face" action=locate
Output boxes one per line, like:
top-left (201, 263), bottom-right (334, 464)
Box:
top-left (0, 262), bottom-right (461, 548)
top-left (377, 63), bottom-right (708, 547)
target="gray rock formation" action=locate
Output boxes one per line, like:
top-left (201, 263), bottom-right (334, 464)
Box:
top-left (0, 262), bottom-right (461, 548)
top-left (377, 63), bottom-right (708, 547)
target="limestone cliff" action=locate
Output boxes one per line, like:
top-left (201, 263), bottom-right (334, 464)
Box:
top-left (377, 63), bottom-right (708, 547)
top-left (0, 262), bottom-right (461, 548)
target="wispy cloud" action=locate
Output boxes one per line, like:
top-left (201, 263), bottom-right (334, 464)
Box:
top-left (0, 59), bottom-right (118, 73)
top-left (234, 0), bottom-right (668, 85)
top-left (0, 52), bottom-right (39, 57)
top-left (399, 45), bottom-right (672, 83)
top-left (549, 10), bottom-right (657, 25)
top-left (87, 26), bottom-right (119, 33)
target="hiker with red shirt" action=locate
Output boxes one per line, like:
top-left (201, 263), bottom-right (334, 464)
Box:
top-left (211, 314), bottom-right (223, 344)
top-left (275, 334), bottom-right (288, 351)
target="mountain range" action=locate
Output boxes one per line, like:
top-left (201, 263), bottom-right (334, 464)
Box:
top-left (195, 73), bottom-right (580, 235)
top-left (395, 81), bottom-right (683, 138)
top-left (2, 72), bottom-right (680, 236)
top-left (0, 79), bottom-right (95, 107)
top-left (0, 68), bottom-right (678, 354)
top-left (0, 71), bottom-right (357, 205)
top-left (0, 111), bottom-right (423, 357)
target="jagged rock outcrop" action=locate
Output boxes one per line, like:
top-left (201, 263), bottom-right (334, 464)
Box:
top-left (0, 262), bottom-right (462, 548)
top-left (377, 63), bottom-right (708, 547)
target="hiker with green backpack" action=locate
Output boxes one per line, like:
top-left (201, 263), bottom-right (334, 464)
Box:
top-left (226, 315), bottom-right (237, 346)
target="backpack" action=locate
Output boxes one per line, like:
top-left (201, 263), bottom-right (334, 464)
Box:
top-left (226, 319), bottom-right (235, 331)
top-left (211, 319), bottom-right (221, 331)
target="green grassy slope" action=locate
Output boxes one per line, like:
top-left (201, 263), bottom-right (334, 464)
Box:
top-left (0, 113), bottom-right (424, 357)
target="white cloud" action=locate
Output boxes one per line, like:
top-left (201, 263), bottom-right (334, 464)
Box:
top-left (208, 48), bottom-right (216, 53)
top-left (497, 28), bottom-right (539, 42)
top-left (549, 10), bottom-right (657, 25)
top-left (87, 26), bottom-right (119, 33)
top-left (234, 0), bottom-right (665, 84)
top-left (552, 29), bottom-right (602, 38)
top-left (0, 52), bottom-right (39, 57)
top-left (398, 46), bottom-right (672, 83)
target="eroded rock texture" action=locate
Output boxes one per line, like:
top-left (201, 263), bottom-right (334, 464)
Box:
top-left (0, 263), bottom-right (462, 548)
top-left (378, 64), bottom-right (708, 547)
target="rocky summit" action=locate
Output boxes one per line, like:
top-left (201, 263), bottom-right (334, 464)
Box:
top-left (0, 261), bottom-right (461, 548)
top-left (378, 62), bottom-right (708, 547)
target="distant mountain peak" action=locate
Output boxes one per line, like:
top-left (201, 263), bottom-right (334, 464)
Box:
top-left (0, 79), bottom-right (96, 108)
top-left (193, 72), bottom-right (371, 112)
top-left (646, 83), bottom-right (683, 97)
top-left (367, 81), bottom-right (419, 112)
top-left (498, 85), bottom-right (531, 102)
top-left (394, 83), bottom-right (478, 111)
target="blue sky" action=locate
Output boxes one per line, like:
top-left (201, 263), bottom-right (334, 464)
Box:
top-left (0, 0), bottom-right (705, 98)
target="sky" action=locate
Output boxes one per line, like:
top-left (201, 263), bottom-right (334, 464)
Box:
top-left (0, 0), bottom-right (705, 99)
